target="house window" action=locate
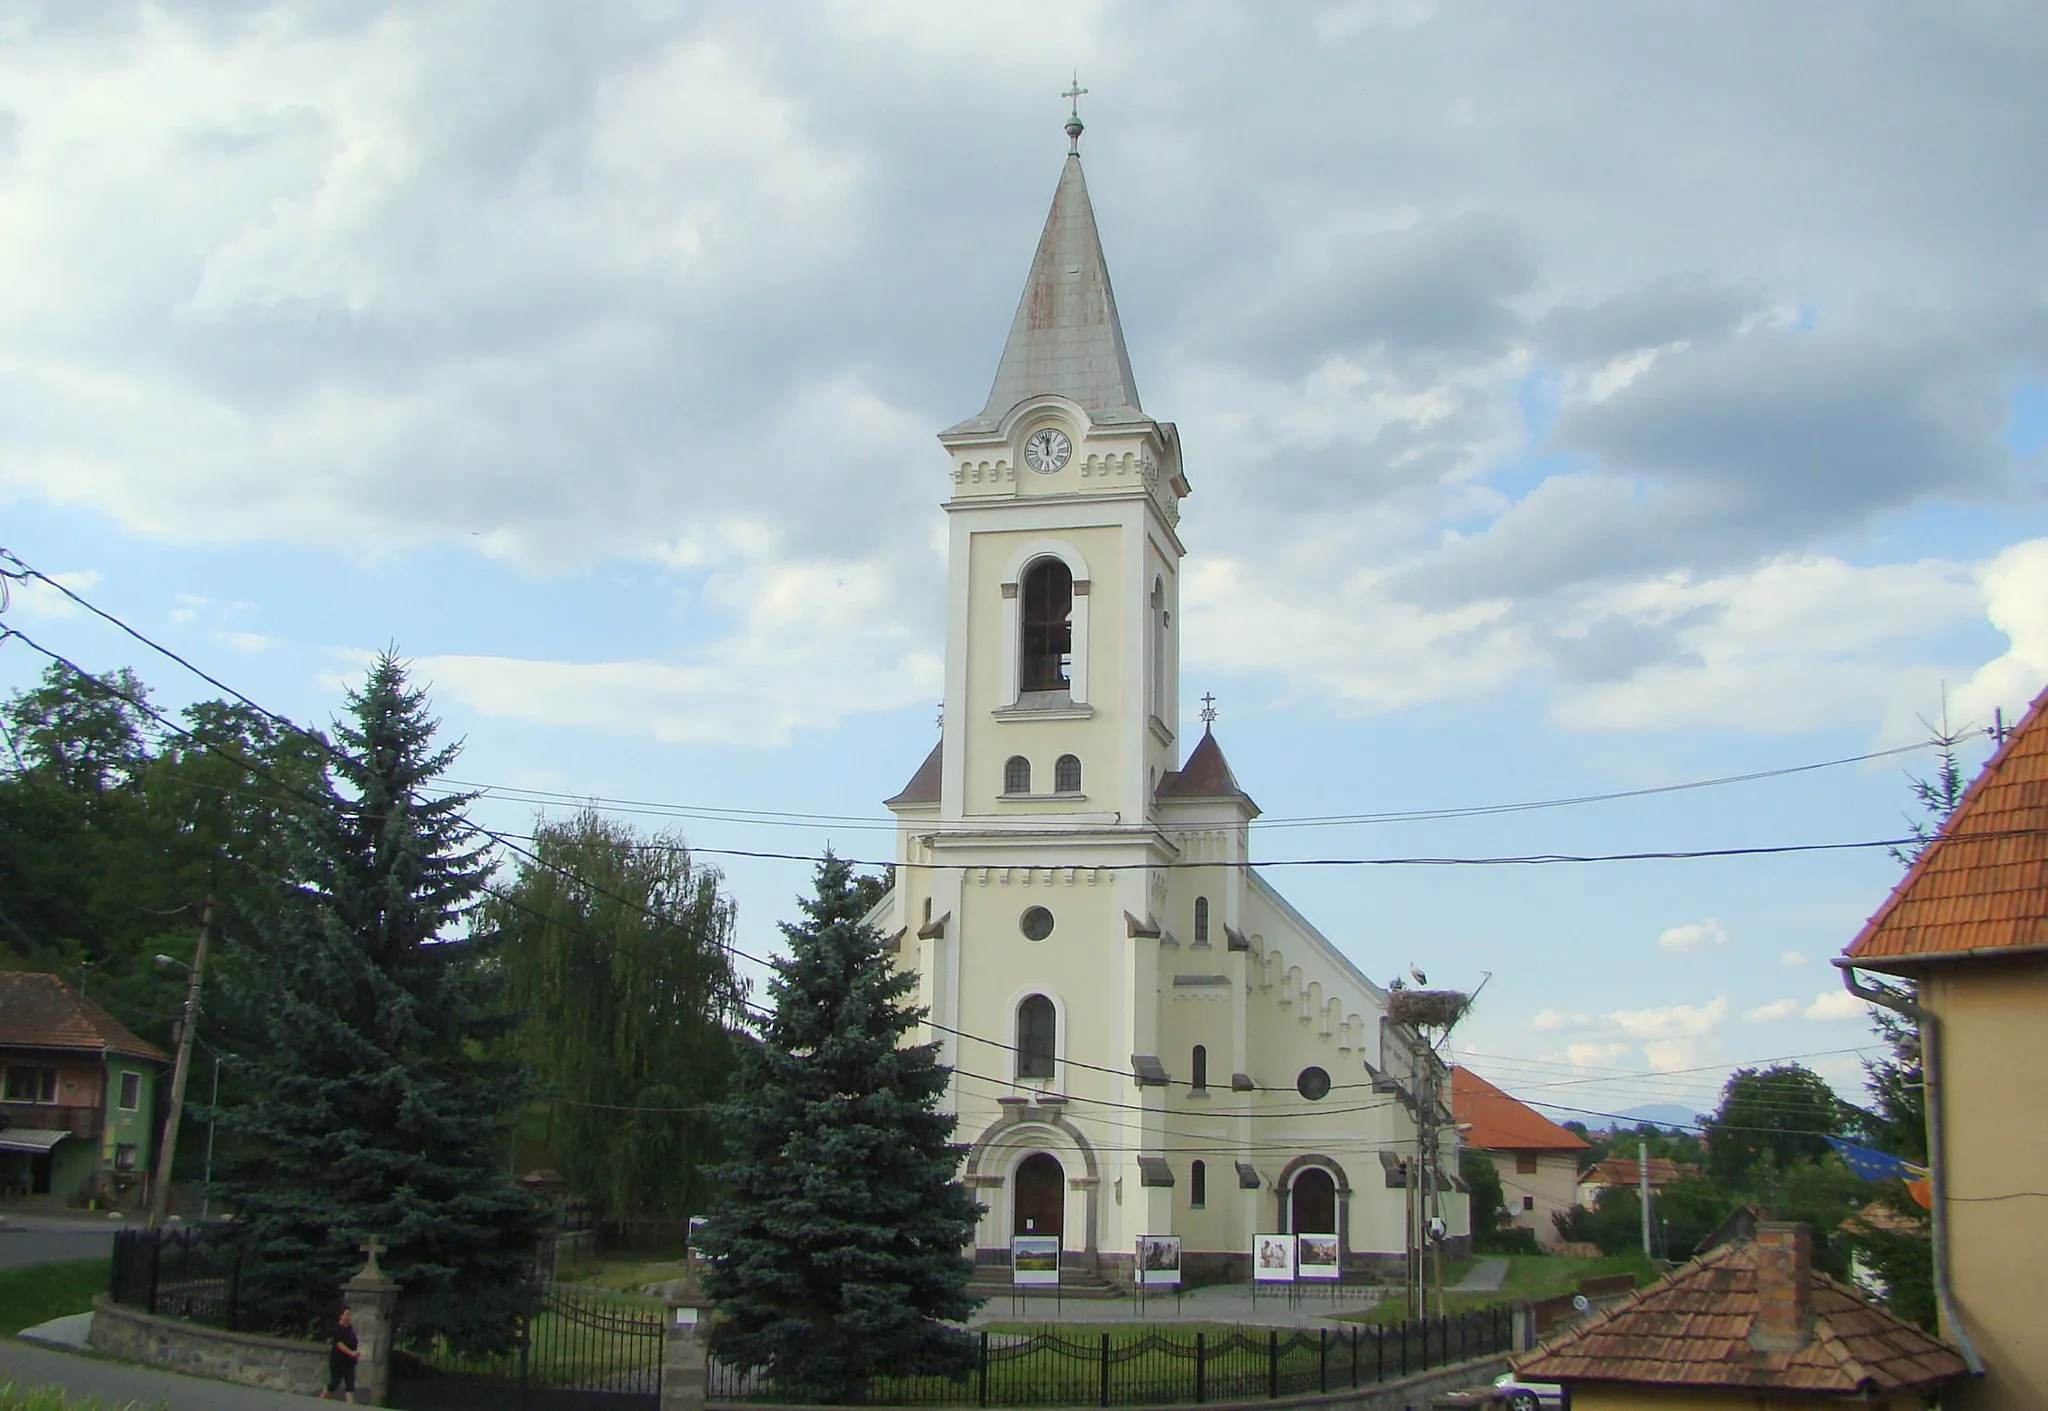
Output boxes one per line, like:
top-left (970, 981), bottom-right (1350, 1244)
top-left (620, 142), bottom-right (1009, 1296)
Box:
top-left (1016, 995), bottom-right (1056, 1080)
top-left (114, 1144), bottom-right (137, 1171)
top-left (1191, 1160), bottom-right (1207, 1209)
top-left (1515, 1151), bottom-right (1538, 1175)
top-left (1004, 755), bottom-right (1031, 795)
top-left (1191, 1045), bottom-right (1208, 1092)
top-left (1522, 1196), bottom-right (1535, 1212)
top-left (1020, 559), bottom-right (1074, 691)
top-left (3, 1066), bottom-right (57, 1104)
top-left (118, 1071), bottom-right (141, 1111)
top-left (1194, 897), bottom-right (1210, 944)
top-left (1054, 754), bottom-right (1081, 793)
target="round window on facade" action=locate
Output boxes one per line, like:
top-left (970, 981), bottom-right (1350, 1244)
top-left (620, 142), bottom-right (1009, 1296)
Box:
top-left (1296, 1066), bottom-right (1332, 1101)
top-left (1020, 907), bottom-right (1055, 942)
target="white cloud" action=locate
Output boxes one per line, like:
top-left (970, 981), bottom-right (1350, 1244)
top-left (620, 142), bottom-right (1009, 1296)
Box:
top-left (1608, 995), bottom-right (1728, 1039)
top-left (1954, 537), bottom-right (2048, 730)
top-left (1567, 1041), bottom-right (1632, 1067)
top-left (2, 569), bottom-right (100, 622)
top-left (1642, 1038), bottom-right (1701, 1072)
top-left (1780, 950), bottom-right (1808, 967)
top-left (1530, 1008), bottom-right (1589, 1031)
top-left (1657, 918), bottom-right (1728, 956)
top-left (1805, 988), bottom-right (1872, 1022)
top-left (216, 631), bottom-right (275, 654)
top-left (1745, 998), bottom-right (1800, 1023)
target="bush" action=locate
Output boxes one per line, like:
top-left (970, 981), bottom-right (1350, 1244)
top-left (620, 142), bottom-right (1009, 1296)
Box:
top-left (1475, 1227), bottom-right (1538, 1256)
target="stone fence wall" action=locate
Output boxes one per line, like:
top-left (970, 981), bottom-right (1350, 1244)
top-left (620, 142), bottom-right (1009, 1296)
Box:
top-left (89, 1294), bottom-right (330, 1397)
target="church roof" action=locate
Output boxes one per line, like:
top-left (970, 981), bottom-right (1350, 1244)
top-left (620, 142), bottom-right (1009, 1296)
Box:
top-left (943, 153), bottom-right (1146, 437)
top-left (1156, 730), bottom-right (1258, 813)
top-left (885, 741), bottom-right (943, 808)
top-left (1842, 679), bottom-right (2048, 972)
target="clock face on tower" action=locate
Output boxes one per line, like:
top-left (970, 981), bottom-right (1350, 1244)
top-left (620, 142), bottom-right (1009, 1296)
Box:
top-left (1023, 427), bottom-right (1072, 474)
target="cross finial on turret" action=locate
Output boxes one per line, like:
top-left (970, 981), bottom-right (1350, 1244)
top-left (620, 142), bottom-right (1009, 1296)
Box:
top-left (1062, 74), bottom-right (1088, 154)
top-left (357, 1234), bottom-right (386, 1278)
top-left (1199, 693), bottom-right (1217, 730)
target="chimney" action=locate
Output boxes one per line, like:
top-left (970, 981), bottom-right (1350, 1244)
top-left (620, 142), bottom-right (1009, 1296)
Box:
top-left (1750, 1221), bottom-right (1815, 1353)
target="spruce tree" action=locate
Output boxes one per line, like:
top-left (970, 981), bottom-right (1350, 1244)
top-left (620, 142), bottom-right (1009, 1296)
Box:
top-left (215, 653), bottom-right (537, 1349)
top-left (699, 853), bottom-right (981, 1403)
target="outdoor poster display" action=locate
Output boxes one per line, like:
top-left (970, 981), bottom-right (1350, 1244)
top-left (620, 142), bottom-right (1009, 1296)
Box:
top-left (1136, 1235), bottom-right (1182, 1288)
top-left (1296, 1234), bottom-right (1341, 1279)
top-left (1253, 1233), bottom-right (1296, 1282)
top-left (1011, 1235), bottom-right (1062, 1286)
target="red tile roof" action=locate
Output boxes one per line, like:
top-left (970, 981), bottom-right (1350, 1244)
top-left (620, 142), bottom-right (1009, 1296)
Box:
top-left (1155, 730), bottom-right (1259, 813)
top-left (1516, 1237), bottom-right (1966, 1394)
top-left (885, 741), bottom-right (942, 808)
top-left (1452, 1066), bottom-right (1589, 1152)
top-left (0, 972), bottom-right (169, 1062)
top-left (1582, 1155), bottom-right (1697, 1187)
top-left (1844, 681), bottom-right (2048, 970)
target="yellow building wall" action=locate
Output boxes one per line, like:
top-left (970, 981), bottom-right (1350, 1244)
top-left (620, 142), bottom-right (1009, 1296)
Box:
top-left (1924, 953), bottom-right (2048, 1411)
top-left (1490, 1149), bottom-right (1580, 1250)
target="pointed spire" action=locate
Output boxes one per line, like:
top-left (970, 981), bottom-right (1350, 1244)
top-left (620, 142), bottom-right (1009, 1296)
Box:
top-left (944, 128), bottom-right (1145, 436)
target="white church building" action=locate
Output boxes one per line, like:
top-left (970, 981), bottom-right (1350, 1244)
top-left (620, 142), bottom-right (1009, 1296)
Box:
top-left (868, 119), bottom-right (1468, 1285)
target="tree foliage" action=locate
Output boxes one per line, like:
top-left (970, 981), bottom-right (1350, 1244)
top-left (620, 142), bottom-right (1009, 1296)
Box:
top-left (486, 810), bottom-right (744, 1221)
top-left (698, 854), bottom-right (981, 1403)
top-left (1702, 1064), bottom-right (1847, 1183)
top-left (214, 654), bottom-right (537, 1348)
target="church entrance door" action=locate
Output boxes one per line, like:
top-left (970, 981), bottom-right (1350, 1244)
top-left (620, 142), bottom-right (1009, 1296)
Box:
top-left (1291, 1167), bottom-right (1337, 1235)
top-left (1014, 1153), bottom-right (1066, 1240)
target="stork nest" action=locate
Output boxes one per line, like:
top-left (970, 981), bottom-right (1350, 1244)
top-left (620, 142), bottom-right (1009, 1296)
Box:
top-left (1387, 988), bottom-right (1470, 1029)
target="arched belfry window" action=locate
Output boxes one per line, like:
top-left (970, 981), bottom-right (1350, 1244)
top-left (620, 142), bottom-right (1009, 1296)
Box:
top-left (1191, 1044), bottom-right (1208, 1092)
top-left (1017, 995), bottom-right (1057, 1080)
top-left (1150, 576), bottom-right (1167, 718)
top-left (1191, 1159), bottom-right (1207, 1209)
top-left (1004, 756), bottom-right (1031, 795)
top-left (1194, 897), bottom-right (1210, 945)
top-left (1021, 559), bottom-right (1074, 692)
top-left (1054, 754), bottom-right (1081, 793)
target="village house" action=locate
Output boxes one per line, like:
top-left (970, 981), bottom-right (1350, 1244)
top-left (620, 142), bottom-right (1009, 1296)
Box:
top-left (1451, 1066), bottom-right (1587, 1251)
top-left (0, 971), bottom-right (167, 1209)
top-left (1515, 1221), bottom-right (1967, 1409)
top-left (1575, 1153), bottom-right (1699, 1211)
top-left (1835, 681), bottom-right (2048, 1410)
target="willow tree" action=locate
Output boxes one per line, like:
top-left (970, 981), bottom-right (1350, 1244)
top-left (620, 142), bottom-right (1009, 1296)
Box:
top-left (488, 811), bottom-right (743, 1222)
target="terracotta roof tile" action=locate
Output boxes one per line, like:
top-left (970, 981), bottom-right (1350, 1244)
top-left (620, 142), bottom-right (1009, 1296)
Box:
top-left (1584, 1155), bottom-right (1697, 1187)
top-left (1515, 1238), bottom-right (1967, 1393)
top-left (885, 741), bottom-right (942, 808)
top-left (0, 972), bottom-right (169, 1062)
top-left (1844, 681), bottom-right (2048, 969)
top-left (1155, 730), bottom-right (1259, 813)
top-left (1452, 1066), bottom-right (1589, 1151)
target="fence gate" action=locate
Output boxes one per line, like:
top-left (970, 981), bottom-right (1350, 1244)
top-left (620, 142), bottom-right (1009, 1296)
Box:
top-left (388, 1282), bottom-right (664, 1411)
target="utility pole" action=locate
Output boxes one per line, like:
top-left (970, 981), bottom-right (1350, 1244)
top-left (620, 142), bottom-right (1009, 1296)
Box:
top-left (150, 898), bottom-right (212, 1229)
top-left (1638, 1139), bottom-right (1653, 1260)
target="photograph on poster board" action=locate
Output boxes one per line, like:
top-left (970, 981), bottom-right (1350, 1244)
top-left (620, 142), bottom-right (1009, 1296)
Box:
top-left (1297, 1234), bottom-right (1341, 1279)
top-left (1137, 1235), bottom-right (1182, 1287)
top-left (1012, 1235), bottom-right (1062, 1285)
top-left (1253, 1233), bottom-right (1296, 1282)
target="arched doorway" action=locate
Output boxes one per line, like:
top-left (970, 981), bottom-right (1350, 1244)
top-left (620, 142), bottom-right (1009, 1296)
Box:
top-left (1014, 1152), bottom-right (1066, 1239)
top-left (1291, 1167), bottom-right (1337, 1235)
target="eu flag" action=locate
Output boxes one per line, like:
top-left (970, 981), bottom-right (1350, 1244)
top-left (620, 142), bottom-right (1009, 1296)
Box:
top-left (1825, 1136), bottom-right (1926, 1183)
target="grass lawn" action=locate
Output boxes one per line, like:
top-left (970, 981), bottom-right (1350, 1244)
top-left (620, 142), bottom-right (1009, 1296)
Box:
top-left (0, 1258), bottom-right (109, 1337)
top-left (554, 1255), bottom-right (687, 1303)
top-left (1337, 1251), bottom-right (1658, 1326)
top-left (0, 1386), bottom-right (149, 1410)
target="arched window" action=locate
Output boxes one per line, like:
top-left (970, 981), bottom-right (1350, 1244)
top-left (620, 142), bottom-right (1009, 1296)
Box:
top-left (1191, 1159), bottom-right (1207, 1209)
top-left (1191, 1044), bottom-right (1208, 1092)
top-left (1021, 558), bottom-right (1074, 692)
top-left (1194, 897), bottom-right (1210, 945)
top-left (1016, 995), bottom-right (1056, 1080)
top-left (1004, 755), bottom-right (1031, 795)
top-left (1054, 754), bottom-right (1081, 793)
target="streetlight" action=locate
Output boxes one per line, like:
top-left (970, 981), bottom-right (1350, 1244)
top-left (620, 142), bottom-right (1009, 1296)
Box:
top-left (149, 900), bottom-right (213, 1228)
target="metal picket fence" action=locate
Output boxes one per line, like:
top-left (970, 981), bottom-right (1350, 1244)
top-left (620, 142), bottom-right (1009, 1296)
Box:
top-left (708, 1305), bottom-right (1514, 1406)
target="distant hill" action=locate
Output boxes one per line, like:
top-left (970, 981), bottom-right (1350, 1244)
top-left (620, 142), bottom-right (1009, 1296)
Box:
top-left (1611, 1102), bottom-right (1702, 1129)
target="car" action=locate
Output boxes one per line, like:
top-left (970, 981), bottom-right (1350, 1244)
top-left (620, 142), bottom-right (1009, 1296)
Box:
top-left (1492, 1371), bottom-right (1565, 1410)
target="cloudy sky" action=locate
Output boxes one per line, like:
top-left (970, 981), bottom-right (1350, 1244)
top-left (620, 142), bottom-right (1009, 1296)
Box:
top-left (5, 1), bottom-right (2045, 1124)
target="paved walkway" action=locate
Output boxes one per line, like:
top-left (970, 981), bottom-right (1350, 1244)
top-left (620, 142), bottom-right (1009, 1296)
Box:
top-left (0, 1212), bottom-right (118, 1272)
top-left (966, 1281), bottom-right (1393, 1329)
top-left (1449, 1258), bottom-right (1509, 1293)
top-left (0, 1337), bottom-right (329, 1409)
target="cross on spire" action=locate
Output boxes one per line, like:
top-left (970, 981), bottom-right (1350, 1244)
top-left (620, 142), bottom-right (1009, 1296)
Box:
top-left (1199, 693), bottom-right (1218, 730)
top-left (358, 1234), bottom-right (386, 1276)
top-left (1062, 73), bottom-right (1088, 153)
